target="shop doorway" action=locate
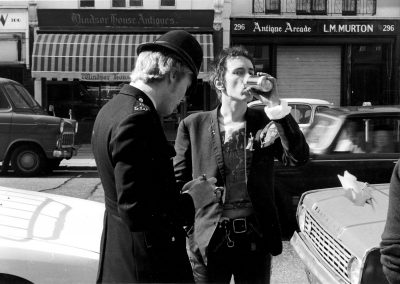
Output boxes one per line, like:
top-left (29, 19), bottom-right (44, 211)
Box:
top-left (350, 44), bottom-right (391, 106)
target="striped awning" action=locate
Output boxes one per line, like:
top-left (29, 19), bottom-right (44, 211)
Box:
top-left (32, 33), bottom-right (213, 81)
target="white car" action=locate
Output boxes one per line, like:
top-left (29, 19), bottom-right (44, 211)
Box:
top-left (291, 183), bottom-right (389, 284)
top-left (0, 186), bottom-right (104, 283)
top-left (248, 98), bottom-right (333, 132)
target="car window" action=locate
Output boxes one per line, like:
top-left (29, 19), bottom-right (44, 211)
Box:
top-left (290, 104), bottom-right (312, 124)
top-left (0, 89), bottom-right (10, 110)
top-left (306, 113), bottom-right (341, 152)
top-left (13, 84), bottom-right (41, 108)
top-left (334, 119), bottom-right (366, 153)
top-left (368, 117), bottom-right (400, 153)
top-left (315, 106), bottom-right (329, 113)
top-left (333, 116), bottom-right (400, 154)
top-left (4, 84), bottom-right (36, 110)
top-left (4, 84), bottom-right (31, 109)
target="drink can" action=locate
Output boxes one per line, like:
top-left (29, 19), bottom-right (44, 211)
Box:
top-left (244, 75), bottom-right (273, 93)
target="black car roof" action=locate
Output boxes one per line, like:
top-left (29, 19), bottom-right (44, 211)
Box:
top-left (0, 77), bottom-right (19, 84)
top-left (319, 105), bottom-right (400, 117)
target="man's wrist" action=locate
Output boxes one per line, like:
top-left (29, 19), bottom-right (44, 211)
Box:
top-left (264, 99), bottom-right (291, 120)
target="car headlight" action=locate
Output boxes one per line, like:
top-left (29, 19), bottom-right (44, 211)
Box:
top-left (297, 205), bottom-right (306, 232)
top-left (60, 119), bottom-right (65, 133)
top-left (347, 256), bottom-right (361, 284)
top-left (75, 121), bottom-right (79, 133)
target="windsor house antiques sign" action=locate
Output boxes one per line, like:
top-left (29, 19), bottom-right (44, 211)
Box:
top-left (231, 18), bottom-right (399, 36)
top-left (37, 9), bottom-right (214, 32)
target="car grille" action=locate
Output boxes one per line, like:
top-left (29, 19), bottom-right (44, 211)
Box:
top-left (304, 211), bottom-right (352, 283)
top-left (61, 132), bottom-right (75, 147)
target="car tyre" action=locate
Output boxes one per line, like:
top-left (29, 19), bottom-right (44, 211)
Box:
top-left (11, 145), bottom-right (46, 176)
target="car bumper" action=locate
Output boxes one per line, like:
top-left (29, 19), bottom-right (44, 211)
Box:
top-left (53, 147), bottom-right (78, 158)
top-left (290, 232), bottom-right (346, 284)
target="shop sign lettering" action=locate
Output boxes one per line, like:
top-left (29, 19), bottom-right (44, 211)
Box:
top-left (323, 24), bottom-right (374, 33)
top-left (252, 22), bottom-right (311, 33)
top-left (0, 11), bottom-right (28, 30)
top-left (232, 19), bottom-right (399, 35)
top-left (71, 13), bottom-right (175, 26)
top-left (81, 73), bottom-right (130, 82)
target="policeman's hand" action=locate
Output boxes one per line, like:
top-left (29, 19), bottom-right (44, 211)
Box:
top-left (183, 175), bottom-right (222, 209)
top-left (252, 72), bottom-right (281, 108)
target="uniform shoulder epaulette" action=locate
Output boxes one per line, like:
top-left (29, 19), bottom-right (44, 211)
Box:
top-left (133, 98), bottom-right (150, 111)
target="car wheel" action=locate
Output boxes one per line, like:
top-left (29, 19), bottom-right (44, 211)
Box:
top-left (11, 145), bottom-right (46, 176)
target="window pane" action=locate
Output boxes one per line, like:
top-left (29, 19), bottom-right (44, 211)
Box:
top-left (5, 85), bottom-right (30, 109)
top-left (253, 0), bottom-right (265, 13)
top-left (290, 104), bottom-right (312, 124)
top-left (161, 0), bottom-right (175, 6)
top-left (343, 0), bottom-right (356, 14)
top-left (242, 45), bottom-right (271, 73)
top-left (112, 0), bottom-right (125, 7)
top-left (0, 91), bottom-right (10, 109)
top-left (369, 118), bottom-right (400, 153)
top-left (266, 0), bottom-right (280, 11)
top-left (80, 0), bottom-right (94, 7)
top-left (297, 0), bottom-right (311, 12)
top-left (312, 0), bottom-right (326, 12)
top-left (130, 0), bottom-right (142, 6)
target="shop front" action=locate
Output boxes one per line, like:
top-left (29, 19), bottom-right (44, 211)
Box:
top-left (32, 9), bottom-right (215, 144)
top-left (0, 7), bottom-right (30, 86)
top-left (231, 18), bottom-right (400, 106)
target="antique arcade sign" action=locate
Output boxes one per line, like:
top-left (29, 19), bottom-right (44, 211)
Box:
top-left (231, 18), bottom-right (399, 36)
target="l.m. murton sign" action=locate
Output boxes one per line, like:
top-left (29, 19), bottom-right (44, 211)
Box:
top-left (231, 18), bottom-right (398, 36)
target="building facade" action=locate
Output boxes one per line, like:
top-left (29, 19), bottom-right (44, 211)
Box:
top-left (0, 5), bottom-right (30, 89)
top-left (22, 0), bottom-right (221, 144)
top-left (220, 0), bottom-right (400, 106)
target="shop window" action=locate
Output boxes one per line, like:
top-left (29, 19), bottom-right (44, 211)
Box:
top-left (253, 0), bottom-right (280, 14)
top-left (342, 0), bottom-right (356, 15)
top-left (130, 0), bottom-right (143, 6)
top-left (296, 0), bottom-right (327, 15)
top-left (161, 0), bottom-right (175, 7)
top-left (80, 0), bottom-right (94, 7)
top-left (112, 0), bottom-right (125, 7)
top-left (241, 45), bottom-right (272, 74)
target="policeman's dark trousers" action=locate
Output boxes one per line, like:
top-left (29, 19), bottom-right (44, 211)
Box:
top-left (206, 225), bottom-right (272, 284)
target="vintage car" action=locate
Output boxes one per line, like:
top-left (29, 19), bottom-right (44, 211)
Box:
top-left (291, 183), bottom-right (390, 284)
top-left (0, 77), bottom-right (78, 176)
top-left (248, 98), bottom-right (333, 132)
top-left (274, 106), bottom-right (400, 235)
top-left (0, 186), bottom-right (104, 283)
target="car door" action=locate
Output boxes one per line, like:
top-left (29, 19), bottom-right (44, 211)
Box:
top-left (302, 115), bottom-right (400, 191)
top-left (0, 85), bottom-right (12, 161)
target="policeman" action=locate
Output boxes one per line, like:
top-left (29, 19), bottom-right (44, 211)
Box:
top-left (92, 30), bottom-right (218, 283)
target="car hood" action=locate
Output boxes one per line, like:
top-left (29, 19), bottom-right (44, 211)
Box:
top-left (301, 184), bottom-right (389, 258)
top-left (0, 186), bottom-right (104, 255)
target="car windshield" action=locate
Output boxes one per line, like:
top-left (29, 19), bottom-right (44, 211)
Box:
top-left (5, 83), bottom-right (41, 110)
top-left (305, 113), bottom-right (342, 153)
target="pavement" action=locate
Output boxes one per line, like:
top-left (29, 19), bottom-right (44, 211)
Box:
top-left (59, 144), bottom-right (97, 169)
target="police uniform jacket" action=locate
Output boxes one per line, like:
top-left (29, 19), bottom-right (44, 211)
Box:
top-left (173, 106), bottom-right (309, 262)
top-left (92, 84), bottom-right (194, 283)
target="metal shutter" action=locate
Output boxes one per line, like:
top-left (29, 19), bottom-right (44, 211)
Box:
top-left (276, 46), bottom-right (341, 106)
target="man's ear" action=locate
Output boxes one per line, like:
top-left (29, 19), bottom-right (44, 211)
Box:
top-left (168, 70), bottom-right (178, 83)
top-left (214, 79), bottom-right (225, 91)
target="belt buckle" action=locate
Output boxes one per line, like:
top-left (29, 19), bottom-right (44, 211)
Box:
top-left (232, 218), bottom-right (247, 234)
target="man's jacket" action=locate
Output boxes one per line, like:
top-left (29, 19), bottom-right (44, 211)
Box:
top-left (92, 84), bottom-right (194, 283)
top-left (174, 106), bottom-right (309, 263)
